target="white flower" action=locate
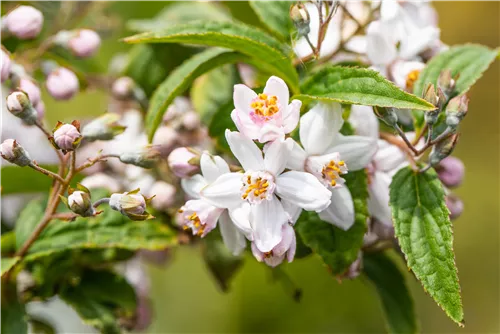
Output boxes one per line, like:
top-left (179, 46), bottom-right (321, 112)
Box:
top-left (179, 152), bottom-right (247, 256)
top-left (287, 103), bottom-right (377, 230)
top-left (231, 76), bottom-right (301, 143)
top-left (251, 223), bottom-right (296, 267)
top-left (200, 130), bottom-right (331, 252)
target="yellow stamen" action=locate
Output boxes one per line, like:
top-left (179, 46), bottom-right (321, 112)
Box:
top-left (251, 93), bottom-right (279, 117)
top-left (406, 70), bottom-right (421, 92)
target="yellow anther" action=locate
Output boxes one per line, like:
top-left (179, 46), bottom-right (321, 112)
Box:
top-left (406, 70), bottom-right (421, 92)
top-left (250, 94), bottom-right (280, 118)
top-left (258, 93), bottom-right (268, 100)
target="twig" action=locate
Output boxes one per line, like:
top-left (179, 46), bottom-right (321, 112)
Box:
top-left (75, 153), bottom-right (120, 173)
top-left (394, 124), bottom-right (419, 155)
top-left (93, 198), bottom-right (110, 208)
top-left (28, 162), bottom-right (65, 184)
top-left (51, 212), bottom-right (78, 221)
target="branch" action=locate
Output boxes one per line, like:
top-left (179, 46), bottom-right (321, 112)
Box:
top-left (75, 153), bottom-right (120, 173)
top-left (28, 162), bottom-right (65, 184)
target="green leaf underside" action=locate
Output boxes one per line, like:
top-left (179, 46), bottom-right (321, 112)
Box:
top-left (389, 167), bottom-right (464, 325)
top-left (364, 252), bottom-right (418, 334)
top-left (1, 257), bottom-right (20, 276)
top-left (249, 1), bottom-right (294, 41)
top-left (124, 21), bottom-right (299, 92)
top-left (60, 269), bottom-right (137, 334)
top-left (15, 200), bottom-right (176, 263)
top-left (297, 66), bottom-right (435, 110)
top-left (296, 170), bottom-right (368, 275)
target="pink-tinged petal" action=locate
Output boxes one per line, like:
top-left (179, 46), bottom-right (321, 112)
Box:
top-left (200, 172), bottom-right (244, 209)
top-left (264, 138), bottom-right (293, 176)
top-left (263, 76), bottom-right (289, 108)
top-left (200, 152), bottom-right (230, 183)
top-left (233, 84), bottom-right (257, 115)
top-left (282, 100), bottom-right (302, 133)
top-left (276, 171), bottom-right (331, 212)
top-left (281, 199), bottom-right (302, 225)
top-left (225, 130), bottom-right (264, 171)
top-left (251, 242), bottom-right (265, 262)
top-left (300, 102), bottom-right (343, 155)
top-left (326, 135), bottom-right (377, 171)
top-left (258, 122), bottom-right (285, 143)
top-left (286, 231), bottom-right (297, 263)
top-left (286, 140), bottom-right (307, 171)
top-left (349, 105), bottom-right (379, 139)
top-left (367, 171), bottom-right (393, 226)
top-left (373, 140), bottom-right (407, 173)
top-left (273, 224), bottom-right (295, 257)
top-left (318, 187), bottom-right (355, 230)
top-left (180, 174), bottom-right (207, 199)
top-left (178, 199), bottom-right (223, 237)
top-left (231, 109), bottom-right (261, 140)
top-left (250, 197), bottom-right (287, 252)
top-left (219, 211), bottom-right (247, 256)
top-left (228, 202), bottom-right (254, 240)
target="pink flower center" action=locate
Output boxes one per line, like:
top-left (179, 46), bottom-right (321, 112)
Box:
top-left (249, 93), bottom-right (280, 124)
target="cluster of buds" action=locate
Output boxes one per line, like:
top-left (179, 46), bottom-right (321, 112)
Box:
top-left (82, 114), bottom-right (126, 141)
top-left (109, 189), bottom-right (155, 221)
top-left (61, 184), bottom-right (96, 217)
top-left (0, 139), bottom-right (31, 167)
top-left (50, 121), bottom-right (83, 153)
top-left (6, 91), bottom-right (38, 125)
top-left (167, 147), bottom-right (200, 178)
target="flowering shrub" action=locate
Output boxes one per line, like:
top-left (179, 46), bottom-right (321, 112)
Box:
top-left (1, 1), bottom-right (498, 333)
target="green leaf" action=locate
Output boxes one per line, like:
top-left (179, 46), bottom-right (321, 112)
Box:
top-left (124, 21), bottom-right (299, 93)
top-left (1, 282), bottom-right (28, 334)
top-left (389, 167), bottom-right (464, 325)
top-left (15, 200), bottom-right (46, 251)
top-left (60, 269), bottom-right (137, 334)
top-left (1, 165), bottom-right (71, 195)
top-left (296, 66), bottom-right (436, 110)
top-left (208, 100), bottom-right (238, 153)
top-left (127, 2), bottom-right (230, 32)
top-left (249, 1), bottom-right (294, 41)
top-left (364, 252), bottom-right (418, 334)
top-left (296, 170), bottom-right (368, 275)
top-left (1, 257), bottom-right (20, 277)
top-left (191, 64), bottom-right (238, 124)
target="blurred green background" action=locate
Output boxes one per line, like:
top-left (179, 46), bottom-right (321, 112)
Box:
top-left (5, 1), bottom-right (499, 333)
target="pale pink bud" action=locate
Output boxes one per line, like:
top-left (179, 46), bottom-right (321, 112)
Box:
top-left (19, 78), bottom-right (41, 106)
top-left (167, 147), bottom-right (199, 178)
top-left (446, 195), bottom-right (463, 220)
top-left (437, 156), bottom-right (465, 188)
top-left (1, 49), bottom-right (11, 83)
top-left (34, 101), bottom-right (45, 120)
top-left (4, 6), bottom-right (43, 39)
top-left (182, 111), bottom-right (200, 130)
top-left (0, 139), bottom-right (16, 160)
top-left (6, 91), bottom-right (38, 125)
top-left (67, 190), bottom-right (94, 216)
top-left (1, 139), bottom-right (31, 166)
top-left (112, 76), bottom-right (135, 100)
top-left (53, 123), bottom-right (82, 151)
top-left (150, 181), bottom-right (176, 211)
top-left (68, 29), bottom-right (101, 58)
top-left (152, 126), bottom-right (178, 147)
top-left (109, 190), bottom-right (153, 221)
top-left (46, 67), bottom-right (79, 100)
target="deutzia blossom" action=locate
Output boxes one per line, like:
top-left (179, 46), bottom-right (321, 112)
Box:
top-left (200, 130), bottom-right (331, 252)
top-left (180, 152), bottom-right (246, 255)
top-left (231, 76), bottom-right (301, 143)
top-left (251, 224), bottom-right (296, 268)
top-left (287, 103), bottom-right (377, 230)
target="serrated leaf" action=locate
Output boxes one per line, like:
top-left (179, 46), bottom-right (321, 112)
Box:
top-left (389, 167), bottom-right (463, 325)
top-left (296, 66), bottom-right (435, 111)
top-left (1, 257), bottom-right (20, 277)
top-left (127, 2), bottom-right (230, 32)
top-left (1, 282), bottom-right (28, 334)
top-left (59, 269), bottom-right (137, 334)
top-left (296, 170), bottom-right (368, 275)
top-left (124, 21), bottom-right (299, 93)
top-left (249, 1), bottom-right (294, 41)
top-left (364, 252), bottom-right (418, 334)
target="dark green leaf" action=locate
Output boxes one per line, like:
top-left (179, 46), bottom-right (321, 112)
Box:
top-left (1, 282), bottom-right (28, 334)
top-left (364, 252), bottom-right (418, 334)
top-left (2, 231), bottom-right (17, 255)
top-left (1, 257), bottom-right (19, 277)
top-left (296, 170), bottom-right (368, 275)
top-left (124, 21), bottom-right (299, 93)
top-left (2, 165), bottom-right (57, 195)
top-left (249, 1), bottom-right (294, 41)
top-left (297, 66), bottom-right (436, 110)
top-left (208, 100), bottom-right (238, 153)
top-left (15, 200), bottom-right (46, 251)
top-left (389, 167), bottom-right (463, 325)
top-left (60, 269), bottom-right (137, 334)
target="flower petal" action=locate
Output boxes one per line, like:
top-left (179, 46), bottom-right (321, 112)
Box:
top-left (258, 122), bottom-right (285, 143)
top-left (219, 211), bottom-right (247, 256)
top-left (282, 100), bottom-right (302, 134)
top-left (286, 140), bottom-right (307, 171)
top-left (366, 21), bottom-right (397, 66)
top-left (200, 172), bottom-right (244, 209)
top-left (326, 134), bottom-right (377, 171)
top-left (200, 152), bottom-right (230, 183)
top-left (373, 139), bottom-right (407, 172)
top-left (349, 105), bottom-right (379, 139)
top-left (263, 76), bottom-right (289, 107)
top-left (281, 199), bottom-right (302, 225)
top-left (264, 138), bottom-right (293, 176)
top-left (231, 109), bottom-right (261, 140)
top-left (367, 171), bottom-right (393, 226)
top-left (276, 171), bottom-right (331, 212)
top-left (250, 197), bottom-right (287, 252)
top-left (300, 102), bottom-right (343, 155)
top-left (225, 130), bottom-right (264, 171)
top-left (180, 174), bottom-right (206, 199)
top-left (228, 202), bottom-right (254, 240)
top-left (318, 187), bottom-right (355, 230)
top-left (233, 84), bottom-right (257, 115)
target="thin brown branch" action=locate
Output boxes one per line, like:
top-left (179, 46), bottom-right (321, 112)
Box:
top-left (75, 153), bottom-right (120, 173)
top-left (28, 162), bottom-right (65, 184)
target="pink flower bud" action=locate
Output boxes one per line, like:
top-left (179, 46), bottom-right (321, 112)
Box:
top-left (167, 147), bottom-right (200, 178)
top-left (446, 195), bottom-right (463, 220)
top-left (67, 190), bottom-right (94, 217)
top-left (6, 91), bottom-right (38, 125)
top-left (53, 122), bottom-right (82, 152)
top-left (19, 78), bottom-right (41, 106)
top-left (182, 111), bottom-right (201, 130)
top-left (68, 29), bottom-right (101, 58)
top-left (111, 76), bottom-right (135, 100)
top-left (437, 156), bottom-right (465, 188)
top-left (0, 139), bottom-right (16, 160)
top-left (1, 49), bottom-right (11, 83)
top-left (150, 181), bottom-right (176, 211)
top-left (1, 139), bottom-right (31, 166)
top-left (34, 101), bottom-right (45, 120)
top-left (109, 189), bottom-right (154, 221)
top-left (46, 67), bottom-right (79, 100)
top-left (4, 6), bottom-right (43, 39)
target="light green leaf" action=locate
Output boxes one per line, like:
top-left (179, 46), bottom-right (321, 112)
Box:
top-left (296, 170), bottom-right (368, 275)
top-left (1, 282), bottom-right (28, 334)
top-left (1, 257), bottom-right (20, 277)
top-left (389, 167), bottom-right (464, 325)
top-left (60, 269), bottom-right (137, 334)
top-left (249, 1), bottom-right (294, 41)
top-left (124, 21), bottom-right (299, 93)
top-left (15, 200), bottom-right (46, 250)
top-left (296, 66), bottom-right (436, 110)
top-left (364, 252), bottom-right (418, 334)
top-left (127, 2), bottom-right (230, 32)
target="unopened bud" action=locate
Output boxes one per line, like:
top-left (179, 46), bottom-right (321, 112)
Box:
top-left (82, 113), bottom-right (126, 141)
top-left (167, 147), bottom-right (200, 178)
top-left (112, 77), bottom-right (136, 100)
top-left (149, 181), bottom-right (176, 211)
top-left (46, 67), bottom-right (80, 100)
top-left (109, 189), bottom-right (154, 221)
top-left (68, 29), bottom-right (101, 58)
top-left (429, 133), bottom-right (460, 166)
top-left (51, 121), bottom-right (82, 153)
top-left (6, 91), bottom-right (38, 125)
top-left (65, 184), bottom-right (95, 217)
top-left (445, 95), bottom-right (468, 129)
top-left (19, 78), bottom-right (42, 106)
top-left (1, 48), bottom-right (11, 83)
top-left (423, 83), bottom-right (440, 125)
top-left (182, 111), bottom-right (201, 131)
top-left (437, 69), bottom-right (459, 97)
top-left (119, 145), bottom-right (161, 169)
top-left (290, 3), bottom-right (311, 36)
top-left (446, 194), bottom-right (463, 220)
top-left (1, 139), bottom-right (31, 166)
top-left (374, 106), bottom-right (398, 126)
top-left (34, 100), bottom-right (45, 120)
top-left (4, 6), bottom-right (43, 40)
top-left (436, 156), bottom-right (465, 188)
